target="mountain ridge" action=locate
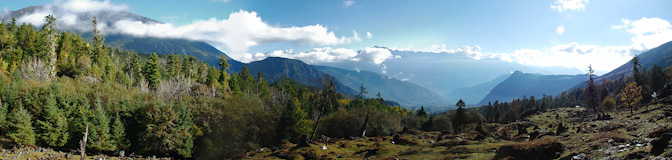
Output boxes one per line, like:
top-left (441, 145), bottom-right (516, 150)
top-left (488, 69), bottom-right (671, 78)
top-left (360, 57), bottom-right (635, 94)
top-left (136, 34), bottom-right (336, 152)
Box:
top-left (479, 71), bottom-right (585, 105)
top-left (315, 65), bottom-right (449, 108)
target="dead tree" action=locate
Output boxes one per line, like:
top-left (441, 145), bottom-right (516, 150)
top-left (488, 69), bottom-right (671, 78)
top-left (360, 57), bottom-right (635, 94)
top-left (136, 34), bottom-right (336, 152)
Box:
top-left (360, 113), bottom-right (370, 137)
top-left (80, 124), bottom-right (89, 160)
top-left (311, 76), bottom-right (336, 139)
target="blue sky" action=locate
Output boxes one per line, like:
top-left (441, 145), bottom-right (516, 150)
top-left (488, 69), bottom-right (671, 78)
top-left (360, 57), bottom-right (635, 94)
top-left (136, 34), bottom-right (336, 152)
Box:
top-left (2, 0), bottom-right (672, 74)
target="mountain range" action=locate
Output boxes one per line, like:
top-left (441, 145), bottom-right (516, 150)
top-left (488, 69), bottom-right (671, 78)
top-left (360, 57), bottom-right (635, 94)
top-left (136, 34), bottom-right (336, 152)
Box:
top-left (316, 49), bottom-right (585, 104)
top-left (479, 71), bottom-right (586, 105)
top-left (315, 65), bottom-right (448, 107)
top-left (7, 4), bottom-right (665, 109)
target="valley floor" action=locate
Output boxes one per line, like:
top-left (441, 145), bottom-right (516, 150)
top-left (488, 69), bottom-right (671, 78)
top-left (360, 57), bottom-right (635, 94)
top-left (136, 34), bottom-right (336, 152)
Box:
top-left (248, 103), bottom-right (672, 159)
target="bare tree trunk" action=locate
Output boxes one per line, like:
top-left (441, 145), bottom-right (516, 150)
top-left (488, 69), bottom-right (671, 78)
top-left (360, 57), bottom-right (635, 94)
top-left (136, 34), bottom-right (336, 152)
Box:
top-left (360, 113), bottom-right (370, 137)
top-left (310, 104), bottom-right (326, 140)
top-left (80, 124), bottom-right (88, 160)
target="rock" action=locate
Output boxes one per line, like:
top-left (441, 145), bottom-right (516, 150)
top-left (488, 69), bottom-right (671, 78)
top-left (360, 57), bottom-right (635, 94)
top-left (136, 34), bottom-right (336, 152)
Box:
top-left (651, 133), bottom-right (672, 155)
top-left (475, 125), bottom-right (488, 137)
top-left (518, 124), bottom-right (528, 135)
top-left (321, 135), bottom-right (331, 143)
top-left (393, 135), bottom-right (419, 145)
top-left (529, 131), bottom-right (541, 141)
top-left (301, 149), bottom-right (317, 159)
top-left (626, 150), bottom-right (646, 159)
top-left (572, 153), bottom-right (588, 160)
top-left (494, 138), bottom-right (563, 160)
top-left (556, 123), bottom-right (567, 134)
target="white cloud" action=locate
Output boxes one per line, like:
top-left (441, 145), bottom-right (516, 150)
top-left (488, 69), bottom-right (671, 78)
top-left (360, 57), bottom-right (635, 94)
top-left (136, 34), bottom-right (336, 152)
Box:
top-left (550, 0), bottom-right (588, 12)
top-left (56, 0), bottom-right (129, 13)
top-left (390, 42), bottom-right (641, 73)
top-left (241, 47), bottom-right (360, 63)
top-left (113, 11), bottom-right (362, 60)
top-left (386, 17), bottom-right (672, 73)
top-left (11, 0), bottom-right (362, 61)
top-left (612, 17), bottom-right (672, 49)
top-left (358, 47), bottom-right (393, 65)
top-left (17, 9), bottom-right (50, 26)
top-left (240, 46), bottom-right (399, 65)
top-left (366, 32), bottom-right (372, 39)
top-left (556, 25), bottom-right (565, 35)
top-left (344, 1), bottom-right (356, 8)
top-left (1, 7), bottom-right (9, 16)
top-left (210, 0), bottom-right (230, 2)
top-left (381, 64), bottom-right (387, 74)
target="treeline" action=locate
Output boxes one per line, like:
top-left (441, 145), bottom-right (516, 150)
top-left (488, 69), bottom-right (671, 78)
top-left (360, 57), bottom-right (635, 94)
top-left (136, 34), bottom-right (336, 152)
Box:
top-left (0, 15), bottom-right (419, 158)
top-left (472, 61), bottom-right (672, 124)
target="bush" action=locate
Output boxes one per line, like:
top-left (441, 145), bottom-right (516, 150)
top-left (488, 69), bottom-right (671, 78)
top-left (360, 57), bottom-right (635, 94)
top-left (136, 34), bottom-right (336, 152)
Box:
top-left (318, 106), bottom-right (401, 138)
top-left (432, 114), bottom-right (453, 133)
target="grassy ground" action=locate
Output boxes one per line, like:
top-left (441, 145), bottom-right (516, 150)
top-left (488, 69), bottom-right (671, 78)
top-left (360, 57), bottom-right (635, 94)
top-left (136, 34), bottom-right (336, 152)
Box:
top-left (3, 104), bottom-right (671, 159)
top-left (248, 104), bottom-right (672, 159)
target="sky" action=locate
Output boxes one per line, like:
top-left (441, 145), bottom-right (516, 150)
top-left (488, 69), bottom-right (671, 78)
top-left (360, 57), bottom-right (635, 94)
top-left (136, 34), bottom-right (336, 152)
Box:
top-left (1, 0), bottom-right (672, 74)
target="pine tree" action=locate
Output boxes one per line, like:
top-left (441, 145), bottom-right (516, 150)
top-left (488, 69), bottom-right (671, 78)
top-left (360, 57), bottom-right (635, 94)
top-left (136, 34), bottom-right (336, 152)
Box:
top-left (229, 73), bottom-right (242, 96)
top-left (7, 105), bottom-right (36, 145)
top-left (42, 15), bottom-right (58, 80)
top-left (0, 99), bottom-right (6, 133)
top-left (358, 83), bottom-right (368, 101)
top-left (129, 51), bottom-right (142, 84)
top-left (144, 53), bottom-right (161, 91)
top-left (632, 55), bottom-right (642, 85)
top-left (276, 98), bottom-right (305, 143)
top-left (142, 102), bottom-right (194, 158)
top-left (649, 65), bottom-right (666, 94)
top-left (239, 66), bottom-right (254, 94)
top-left (111, 113), bottom-right (127, 150)
top-left (416, 106), bottom-right (427, 118)
top-left (38, 93), bottom-right (69, 147)
top-left (92, 16), bottom-right (106, 65)
top-left (453, 99), bottom-right (466, 133)
top-left (206, 66), bottom-right (220, 88)
top-left (257, 72), bottom-right (270, 98)
top-left (197, 62), bottom-right (208, 84)
top-left (218, 55), bottom-right (230, 91)
top-left (183, 56), bottom-right (196, 80)
top-left (17, 23), bottom-right (37, 58)
top-left (585, 65), bottom-right (599, 113)
top-left (166, 53), bottom-right (181, 78)
top-left (88, 93), bottom-right (115, 151)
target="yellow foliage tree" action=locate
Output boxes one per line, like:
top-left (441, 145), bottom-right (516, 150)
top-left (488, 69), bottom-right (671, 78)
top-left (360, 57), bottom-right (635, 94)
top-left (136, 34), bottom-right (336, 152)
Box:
top-left (620, 82), bottom-right (642, 116)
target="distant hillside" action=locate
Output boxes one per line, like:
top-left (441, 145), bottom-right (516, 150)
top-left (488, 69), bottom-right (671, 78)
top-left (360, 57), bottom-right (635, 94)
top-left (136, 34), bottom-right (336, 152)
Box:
top-left (445, 74), bottom-right (509, 105)
top-left (570, 41), bottom-right (672, 90)
top-left (315, 66), bottom-right (448, 107)
top-left (598, 41), bottom-right (672, 82)
top-left (100, 34), bottom-right (245, 72)
top-left (317, 49), bottom-right (583, 102)
top-left (245, 57), bottom-right (357, 95)
top-left (479, 71), bottom-right (585, 105)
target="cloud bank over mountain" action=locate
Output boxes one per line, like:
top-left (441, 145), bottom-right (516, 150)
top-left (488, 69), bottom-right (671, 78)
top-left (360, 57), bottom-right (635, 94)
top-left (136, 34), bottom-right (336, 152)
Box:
top-left (1, 0), bottom-right (362, 62)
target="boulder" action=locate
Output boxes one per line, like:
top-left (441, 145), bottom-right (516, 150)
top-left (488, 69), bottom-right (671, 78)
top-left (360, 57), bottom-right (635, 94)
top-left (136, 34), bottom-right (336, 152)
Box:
top-left (651, 133), bottom-right (672, 155)
top-left (494, 138), bottom-right (563, 160)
